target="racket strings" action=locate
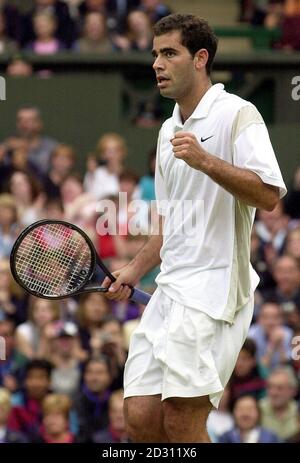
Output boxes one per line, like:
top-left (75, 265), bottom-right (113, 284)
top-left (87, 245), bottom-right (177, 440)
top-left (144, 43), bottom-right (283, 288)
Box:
top-left (15, 223), bottom-right (92, 296)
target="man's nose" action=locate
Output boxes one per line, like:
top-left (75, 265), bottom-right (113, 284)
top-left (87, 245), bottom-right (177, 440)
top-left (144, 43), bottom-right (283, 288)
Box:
top-left (153, 56), bottom-right (164, 71)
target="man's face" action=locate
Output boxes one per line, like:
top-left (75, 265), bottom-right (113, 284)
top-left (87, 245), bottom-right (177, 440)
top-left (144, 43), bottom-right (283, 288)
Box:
top-left (25, 369), bottom-right (50, 400)
top-left (16, 109), bottom-right (42, 138)
top-left (234, 349), bottom-right (256, 378)
top-left (267, 373), bottom-right (295, 409)
top-left (259, 303), bottom-right (282, 334)
top-left (152, 31), bottom-right (197, 101)
top-left (274, 257), bottom-right (300, 293)
top-left (233, 397), bottom-right (259, 432)
top-left (84, 361), bottom-right (111, 393)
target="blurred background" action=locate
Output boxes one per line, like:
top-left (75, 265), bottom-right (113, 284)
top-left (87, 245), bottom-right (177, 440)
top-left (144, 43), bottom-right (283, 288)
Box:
top-left (0, 0), bottom-right (299, 444)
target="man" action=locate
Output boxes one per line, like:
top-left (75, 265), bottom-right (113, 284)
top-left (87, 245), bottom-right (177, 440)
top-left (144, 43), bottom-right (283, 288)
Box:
top-left (248, 301), bottom-right (293, 369)
top-left (259, 366), bottom-right (299, 440)
top-left (103, 14), bottom-right (287, 443)
top-left (2, 106), bottom-right (58, 176)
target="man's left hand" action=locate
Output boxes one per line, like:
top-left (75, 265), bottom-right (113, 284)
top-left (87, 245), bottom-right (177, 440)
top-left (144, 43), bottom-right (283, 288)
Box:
top-left (171, 131), bottom-right (209, 170)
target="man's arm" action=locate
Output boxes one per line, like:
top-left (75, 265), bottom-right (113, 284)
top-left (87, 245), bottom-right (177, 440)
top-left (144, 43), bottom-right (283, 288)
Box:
top-left (171, 132), bottom-right (280, 211)
top-left (102, 215), bottom-right (164, 301)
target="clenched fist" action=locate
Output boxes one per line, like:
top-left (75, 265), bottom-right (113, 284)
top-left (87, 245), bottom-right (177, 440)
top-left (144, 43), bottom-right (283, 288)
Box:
top-left (171, 131), bottom-right (209, 171)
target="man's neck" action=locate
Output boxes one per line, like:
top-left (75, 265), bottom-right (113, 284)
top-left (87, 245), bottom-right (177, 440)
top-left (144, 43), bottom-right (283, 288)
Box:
top-left (273, 402), bottom-right (290, 417)
top-left (177, 79), bottom-right (212, 123)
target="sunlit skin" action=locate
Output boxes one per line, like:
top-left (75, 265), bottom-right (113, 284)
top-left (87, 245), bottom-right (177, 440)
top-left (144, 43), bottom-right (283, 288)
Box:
top-left (152, 31), bottom-right (211, 120)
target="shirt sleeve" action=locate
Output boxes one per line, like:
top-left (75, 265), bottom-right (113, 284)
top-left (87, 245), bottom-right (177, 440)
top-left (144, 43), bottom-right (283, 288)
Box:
top-left (154, 130), bottom-right (169, 216)
top-left (233, 107), bottom-right (287, 199)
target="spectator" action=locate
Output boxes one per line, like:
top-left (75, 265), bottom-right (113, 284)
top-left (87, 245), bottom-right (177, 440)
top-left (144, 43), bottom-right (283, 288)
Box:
top-left (22, 0), bottom-right (76, 49)
top-left (60, 173), bottom-right (97, 239)
top-left (2, 106), bottom-right (58, 176)
top-left (0, 317), bottom-right (27, 393)
top-left (139, 0), bottom-right (171, 25)
top-left (106, 0), bottom-right (141, 33)
top-left (279, 0), bottom-right (300, 50)
top-left (77, 293), bottom-right (110, 354)
top-left (248, 301), bottom-right (293, 369)
top-left (92, 389), bottom-right (129, 442)
top-left (0, 2), bottom-right (21, 42)
top-left (264, 255), bottom-right (300, 325)
top-left (95, 316), bottom-right (127, 390)
top-left (219, 395), bottom-right (280, 443)
top-left (8, 170), bottom-right (45, 226)
top-left (285, 225), bottom-right (300, 260)
top-left (78, 0), bottom-right (114, 32)
top-left (0, 388), bottom-right (28, 443)
top-left (255, 201), bottom-right (290, 268)
top-left (118, 170), bottom-right (146, 234)
top-left (41, 197), bottom-right (65, 221)
top-left (75, 11), bottom-right (113, 53)
top-left (0, 258), bottom-right (27, 326)
top-left (0, 194), bottom-right (20, 259)
top-left (46, 320), bottom-right (82, 397)
top-left (113, 10), bottom-right (152, 51)
top-left (259, 366), bottom-right (299, 440)
top-left (84, 132), bottom-right (127, 199)
top-left (6, 56), bottom-right (33, 77)
top-left (139, 147), bottom-right (156, 202)
top-left (0, 11), bottom-right (17, 54)
top-left (28, 12), bottom-right (66, 54)
top-left (15, 298), bottom-right (60, 360)
top-left (8, 359), bottom-right (53, 440)
top-left (74, 356), bottom-right (113, 442)
top-left (35, 393), bottom-right (75, 443)
top-left (284, 165), bottom-right (300, 219)
top-left (43, 144), bottom-right (76, 199)
top-left (228, 338), bottom-right (267, 406)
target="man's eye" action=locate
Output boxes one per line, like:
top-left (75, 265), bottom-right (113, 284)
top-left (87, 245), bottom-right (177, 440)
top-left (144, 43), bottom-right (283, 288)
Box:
top-left (166, 52), bottom-right (175, 58)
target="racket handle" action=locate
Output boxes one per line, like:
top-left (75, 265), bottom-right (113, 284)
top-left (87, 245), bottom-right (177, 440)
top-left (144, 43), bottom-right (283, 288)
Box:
top-left (94, 265), bottom-right (151, 305)
top-left (130, 287), bottom-right (151, 305)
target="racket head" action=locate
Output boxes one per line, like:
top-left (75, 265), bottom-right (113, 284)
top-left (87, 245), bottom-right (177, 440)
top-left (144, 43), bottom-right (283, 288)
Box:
top-left (10, 220), bottom-right (97, 300)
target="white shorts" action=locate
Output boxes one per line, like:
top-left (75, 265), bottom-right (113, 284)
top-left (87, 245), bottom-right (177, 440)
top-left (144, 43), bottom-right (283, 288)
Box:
top-left (124, 288), bottom-right (254, 408)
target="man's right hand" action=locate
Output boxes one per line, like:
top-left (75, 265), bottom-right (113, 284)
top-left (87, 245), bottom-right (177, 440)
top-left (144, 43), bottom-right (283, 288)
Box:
top-left (101, 263), bottom-right (142, 302)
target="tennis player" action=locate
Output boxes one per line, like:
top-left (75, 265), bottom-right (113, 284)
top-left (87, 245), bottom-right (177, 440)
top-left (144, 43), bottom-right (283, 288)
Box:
top-left (102, 14), bottom-right (287, 443)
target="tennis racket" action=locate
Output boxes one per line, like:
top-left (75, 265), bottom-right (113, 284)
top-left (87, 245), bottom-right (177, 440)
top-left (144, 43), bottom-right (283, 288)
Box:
top-left (10, 219), bottom-right (151, 305)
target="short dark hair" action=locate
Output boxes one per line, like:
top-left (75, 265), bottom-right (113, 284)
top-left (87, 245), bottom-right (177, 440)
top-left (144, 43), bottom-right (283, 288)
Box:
top-left (153, 14), bottom-right (218, 75)
top-left (241, 338), bottom-right (257, 358)
top-left (25, 359), bottom-right (53, 378)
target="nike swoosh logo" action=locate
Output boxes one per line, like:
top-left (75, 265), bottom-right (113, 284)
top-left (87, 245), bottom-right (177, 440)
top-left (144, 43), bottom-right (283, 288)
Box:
top-left (201, 135), bottom-right (214, 142)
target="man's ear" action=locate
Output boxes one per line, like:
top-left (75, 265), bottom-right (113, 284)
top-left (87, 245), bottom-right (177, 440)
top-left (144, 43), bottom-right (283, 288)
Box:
top-left (194, 49), bottom-right (209, 71)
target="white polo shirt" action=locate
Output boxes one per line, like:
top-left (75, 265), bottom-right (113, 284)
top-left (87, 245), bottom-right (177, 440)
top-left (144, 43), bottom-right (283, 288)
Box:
top-left (155, 83), bottom-right (287, 323)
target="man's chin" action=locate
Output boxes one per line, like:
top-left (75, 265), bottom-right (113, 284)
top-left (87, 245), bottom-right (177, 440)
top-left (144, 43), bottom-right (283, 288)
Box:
top-left (159, 88), bottom-right (175, 99)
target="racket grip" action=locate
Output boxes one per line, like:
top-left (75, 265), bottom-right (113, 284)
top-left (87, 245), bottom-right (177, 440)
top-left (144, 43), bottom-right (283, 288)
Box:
top-left (130, 287), bottom-right (151, 305)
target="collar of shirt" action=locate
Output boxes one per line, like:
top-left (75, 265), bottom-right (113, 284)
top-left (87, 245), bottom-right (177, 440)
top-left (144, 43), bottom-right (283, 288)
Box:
top-left (172, 83), bottom-right (225, 129)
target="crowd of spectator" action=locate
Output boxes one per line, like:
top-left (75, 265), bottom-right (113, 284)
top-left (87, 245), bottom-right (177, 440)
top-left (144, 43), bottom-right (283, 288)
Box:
top-left (0, 104), bottom-right (299, 444)
top-left (0, 0), bottom-right (172, 59)
top-left (239, 0), bottom-right (300, 49)
top-left (0, 0), bottom-right (299, 78)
